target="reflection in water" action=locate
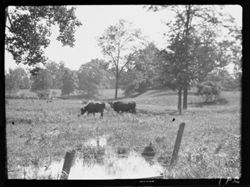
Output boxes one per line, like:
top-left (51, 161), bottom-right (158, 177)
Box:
top-left (84, 135), bottom-right (108, 147)
top-left (117, 147), bottom-right (129, 158)
top-left (10, 135), bottom-right (166, 179)
top-left (142, 155), bottom-right (155, 166)
top-left (69, 151), bottom-right (163, 179)
top-left (141, 142), bottom-right (156, 166)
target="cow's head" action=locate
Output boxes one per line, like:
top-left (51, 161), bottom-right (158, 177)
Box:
top-left (101, 102), bottom-right (106, 109)
top-left (128, 102), bottom-right (136, 113)
top-left (80, 107), bottom-right (87, 115)
top-left (108, 102), bottom-right (113, 108)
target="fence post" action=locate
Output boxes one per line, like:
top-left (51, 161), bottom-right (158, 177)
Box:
top-left (60, 150), bottom-right (76, 180)
top-left (169, 122), bottom-right (186, 168)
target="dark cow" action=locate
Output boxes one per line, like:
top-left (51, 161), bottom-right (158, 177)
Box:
top-left (80, 102), bottom-right (105, 117)
top-left (109, 101), bottom-right (136, 114)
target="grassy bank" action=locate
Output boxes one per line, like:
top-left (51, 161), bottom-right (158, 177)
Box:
top-left (6, 89), bottom-right (240, 178)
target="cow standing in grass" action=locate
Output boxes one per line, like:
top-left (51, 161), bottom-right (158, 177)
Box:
top-left (109, 101), bottom-right (136, 114)
top-left (80, 102), bottom-right (106, 117)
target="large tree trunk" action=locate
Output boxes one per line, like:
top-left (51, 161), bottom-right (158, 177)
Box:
top-left (114, 66), bottom-right (119, 99)
top-left (183, 88), bottom-right (188, 110)
top-left (115, 80), bottom-right (118, 99)
top-left (178, 88), bottom-right (182, 115)
top-left (182, 5), bottom-right (191, 111)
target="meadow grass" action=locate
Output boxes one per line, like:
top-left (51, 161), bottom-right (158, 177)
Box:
top-left (6, 89), bottom-right (240, 179)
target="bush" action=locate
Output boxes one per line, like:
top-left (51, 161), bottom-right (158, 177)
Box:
top-left (123, 81), bottom-right (148, 96)
top-left (36, 90), bottom-right (50, 100)
top-left (197, 81), bottom-right (221, 103)
top-left (51, 90), bottom-right (58, 97)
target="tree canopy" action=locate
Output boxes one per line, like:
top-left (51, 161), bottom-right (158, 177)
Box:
top-left (147, 5), bottom-right (240, 113)
top-left (98, 19), bottom-right (145, 99)
top-left (5, 6), bottom-right (82, 67)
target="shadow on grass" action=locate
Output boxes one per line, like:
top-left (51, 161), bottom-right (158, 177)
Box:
top-left (137, 108), bottom-right (180, 116)
top-left (189, 97), bottom-right (228, 107)
top-left (149, 89), bottom-right (198, 98)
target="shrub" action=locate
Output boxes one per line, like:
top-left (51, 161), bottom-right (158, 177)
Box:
top-left (36, 90), bottom-right (50, 100)
top-left (197, 81), bottom-right (221, 103)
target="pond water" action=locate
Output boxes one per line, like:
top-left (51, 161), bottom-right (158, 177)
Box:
top-left (9, 135), bottom-right (167, 179)
top-left (84, 135), bottom-right (108, 147)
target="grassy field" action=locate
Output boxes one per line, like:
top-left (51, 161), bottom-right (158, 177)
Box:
top-left (6, 89), bottom-right (240, 179)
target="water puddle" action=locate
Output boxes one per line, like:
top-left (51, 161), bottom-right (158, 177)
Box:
top-left (69, 151), bottom-right (163, 179)
top-left (84, 135), bottom-right (108, 147)
top-left (9, 135), bottom-right (167, 179)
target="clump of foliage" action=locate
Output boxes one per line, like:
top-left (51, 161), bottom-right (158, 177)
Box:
top-left (120, 43), bottom-right (160, 96)
top-left (196, 81), bottom-right (221, 103)
top-left (5, 6), bottom-right (82, 67)
top-left (5, 68), bottom-right (31, 96)
top-left (61, 69), bottom-right (77, 96)
top-left (30, 68), bottom-right (52, 91)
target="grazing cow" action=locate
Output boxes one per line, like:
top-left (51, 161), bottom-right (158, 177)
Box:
top-left (109, 101), bottom-right (136, 114)
top-left (80, 102), bottom-right (106, 117)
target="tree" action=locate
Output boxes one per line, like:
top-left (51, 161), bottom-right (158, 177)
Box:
top-left (148, 5), bottom-right (236, 114)
top-left (224, 25), bottom-right (242, 88)
top-left (5, 6), bottom-right (82, 68)
top-left (77, 60), bottom-right (103, 98)
top-left (5, 67), bottom-right (31, 96)
top-left (45, 61), bottom-right (62, 89)
top-left (13, 67), bottom-right (31, 89)
top-left (188, 34), bottom-right (233, 85)
top-left (16, 68), bottom-right (31, 89)
top-left (205, 68), bottom-right (238, 91)
top-left (5, 68), bottom-right (19, 96)
top-left (158, 44), bottom-right (188, 114)
top-left (21, 76), bottom-right (31, 89)
top-left (98, 19), bottom-right (145, 99)
top-left (61, 68), bottom-right (76, 96)
top-left (86, 59), bottom-right (114, 89)
top-left (31, 69), bottom-right (52, 92)
top-left (120, 43), bottom-right (160, 95)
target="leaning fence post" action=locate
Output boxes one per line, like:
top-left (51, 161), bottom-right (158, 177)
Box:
top-left (60, 150), bottom-right (76, 180)
top-left (169, 122), bottom-right (186, 168)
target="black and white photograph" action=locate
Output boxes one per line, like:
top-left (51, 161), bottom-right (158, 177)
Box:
top-left (4, 5), bottom-right (241, 180)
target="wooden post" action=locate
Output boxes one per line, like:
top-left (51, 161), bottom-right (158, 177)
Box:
top-left (169, 122), bottom-right (186, 168)
top-left (60, 150), bottom-right (76, 180)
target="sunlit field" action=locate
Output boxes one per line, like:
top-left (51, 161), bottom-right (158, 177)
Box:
top-left (6, 89), bottom-right (240, 179)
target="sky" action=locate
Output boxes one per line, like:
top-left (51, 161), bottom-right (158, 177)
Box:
top-left (4, 5), bottom-right (242, 73)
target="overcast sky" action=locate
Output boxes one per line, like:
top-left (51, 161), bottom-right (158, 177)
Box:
top-left (5, 5), bottom-right (242, 72)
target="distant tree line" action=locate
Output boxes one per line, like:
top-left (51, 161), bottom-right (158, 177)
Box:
top-left (5, 59), bottom-right (116, 98)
